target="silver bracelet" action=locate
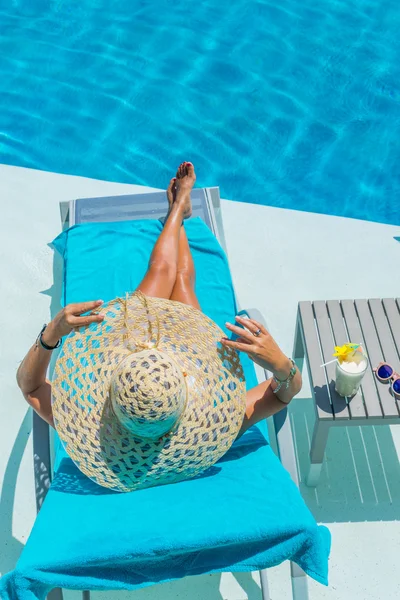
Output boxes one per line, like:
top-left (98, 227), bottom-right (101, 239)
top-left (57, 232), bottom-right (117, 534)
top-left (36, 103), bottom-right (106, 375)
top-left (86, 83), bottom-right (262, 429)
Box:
top-left (272, 359), bottom-right (297, 394)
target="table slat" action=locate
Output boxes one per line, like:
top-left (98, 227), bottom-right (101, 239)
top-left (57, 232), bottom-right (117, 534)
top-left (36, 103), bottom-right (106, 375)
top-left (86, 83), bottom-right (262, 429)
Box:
top-left (341, 300), bottom-right (383, 418)
top-left (369, 299), bottom-right (400, 368)
top-left (355, 299), bottom-right (399, 417)
top-left (369, 299), bottom-right (400, 414)
top-left (299, 302), bottom-right (333, 420)
top-left (382, 299), bottom-right (400, 361)
top-left (314, 301), bottom-right (350, 419)
top-left (327, 300), bottom-right (366, 419)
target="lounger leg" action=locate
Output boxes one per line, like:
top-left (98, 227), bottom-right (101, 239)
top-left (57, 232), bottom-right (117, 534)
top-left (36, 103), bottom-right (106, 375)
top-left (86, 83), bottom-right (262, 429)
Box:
top-left (82, 592), bottom-right (91, 600)
top-left (47, 589), bottom-right (63, 600)
top-left (293, 313), bottom-right (305, 361)
top-left (291, 563), bottom-right (309, 600)
top-left (259, 569), bottom-right (271, 600)
top-left (306, 420), bottom-right (330, 487)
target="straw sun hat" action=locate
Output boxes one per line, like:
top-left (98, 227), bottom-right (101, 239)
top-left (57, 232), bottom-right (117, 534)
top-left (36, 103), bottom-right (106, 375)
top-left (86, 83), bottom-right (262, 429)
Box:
top-left (52, 291), bottom-right (246, 492)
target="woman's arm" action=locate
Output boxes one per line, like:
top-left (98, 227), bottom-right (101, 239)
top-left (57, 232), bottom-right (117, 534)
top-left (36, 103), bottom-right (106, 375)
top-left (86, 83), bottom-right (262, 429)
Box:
top-left (17, 329), bottom-right (56, 426)
top-left (17, 300), bottom-right (104, 427)
top-left (221, 315), bottom-right (302, 434)
top-left (238, 367), bottom-right (302, 436)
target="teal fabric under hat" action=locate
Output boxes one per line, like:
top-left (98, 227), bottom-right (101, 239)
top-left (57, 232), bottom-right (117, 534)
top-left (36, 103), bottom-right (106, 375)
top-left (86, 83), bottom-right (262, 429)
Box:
top-left (0, 218), bottom-right (330, 599)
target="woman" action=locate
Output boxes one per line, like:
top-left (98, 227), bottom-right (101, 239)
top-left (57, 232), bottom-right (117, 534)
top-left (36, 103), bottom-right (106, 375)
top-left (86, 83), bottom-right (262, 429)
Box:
top-left (17, 162), bottom-right (301, 491)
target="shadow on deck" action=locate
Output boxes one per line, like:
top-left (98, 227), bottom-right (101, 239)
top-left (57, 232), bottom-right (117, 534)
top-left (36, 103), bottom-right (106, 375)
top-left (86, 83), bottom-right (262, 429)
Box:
top-left (290, 397), bottom-right (400, 523)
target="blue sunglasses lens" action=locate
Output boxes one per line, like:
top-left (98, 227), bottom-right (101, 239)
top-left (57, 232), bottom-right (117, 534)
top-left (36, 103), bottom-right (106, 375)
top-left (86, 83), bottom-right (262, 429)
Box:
top-left (393, 379), bottom-right (400, 395)
top-left (377, 364), bottom-right (393, 379)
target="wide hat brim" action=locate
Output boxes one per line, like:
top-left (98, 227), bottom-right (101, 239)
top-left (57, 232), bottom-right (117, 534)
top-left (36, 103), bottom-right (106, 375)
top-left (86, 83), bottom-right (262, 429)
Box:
top-left (52, 292), bottom-right (246, 492)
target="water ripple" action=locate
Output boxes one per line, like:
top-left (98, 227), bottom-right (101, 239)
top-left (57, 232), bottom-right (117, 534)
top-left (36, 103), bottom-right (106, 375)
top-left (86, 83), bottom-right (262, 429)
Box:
top-left (0, 0), bottom-right (399, 223)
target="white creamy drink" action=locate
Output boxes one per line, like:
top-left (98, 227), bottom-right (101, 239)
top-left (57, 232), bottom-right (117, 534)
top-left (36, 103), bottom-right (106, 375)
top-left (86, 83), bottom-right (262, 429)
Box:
top-left (335, 349), bottom-right (368, 397)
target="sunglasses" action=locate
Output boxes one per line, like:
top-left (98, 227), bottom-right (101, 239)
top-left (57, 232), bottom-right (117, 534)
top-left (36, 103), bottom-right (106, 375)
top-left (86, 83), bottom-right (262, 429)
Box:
top-left (374, 363), bottom-right (400, 400)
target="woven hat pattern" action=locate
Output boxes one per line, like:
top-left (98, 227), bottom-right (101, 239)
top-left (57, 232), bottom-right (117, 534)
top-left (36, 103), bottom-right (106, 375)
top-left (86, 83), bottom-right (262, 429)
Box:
top-left (52, 292), bottom-right (246, 492)
top-left (110, 350), bottom-right (187, 439)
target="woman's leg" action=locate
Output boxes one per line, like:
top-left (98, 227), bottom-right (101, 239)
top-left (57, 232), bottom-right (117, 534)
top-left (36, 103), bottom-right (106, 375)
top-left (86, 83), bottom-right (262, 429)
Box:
top-left (136, 162), bottom-right (195, 299)
top-left (170, 225), bottom-right (200, 309)
top-left (167, 169), bottom-right (200, 310)
top-left (136, 196), bottom-right (183, 299)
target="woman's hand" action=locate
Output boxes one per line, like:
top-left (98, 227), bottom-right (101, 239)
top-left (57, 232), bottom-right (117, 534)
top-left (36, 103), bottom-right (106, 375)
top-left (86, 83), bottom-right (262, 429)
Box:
top-left (42, 300), bottom-right (104, 346)
top-left (221, 315), bottom-right (293, 379)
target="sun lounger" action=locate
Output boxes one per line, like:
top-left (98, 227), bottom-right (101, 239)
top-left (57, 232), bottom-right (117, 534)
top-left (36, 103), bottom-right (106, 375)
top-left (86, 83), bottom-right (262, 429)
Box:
top-left (0, 187), bottom-right (330, 600)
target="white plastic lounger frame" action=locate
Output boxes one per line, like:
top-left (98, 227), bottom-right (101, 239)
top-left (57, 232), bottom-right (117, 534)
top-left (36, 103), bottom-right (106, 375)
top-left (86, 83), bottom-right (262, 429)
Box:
top-left (33, 187), bottom-right (309, 600)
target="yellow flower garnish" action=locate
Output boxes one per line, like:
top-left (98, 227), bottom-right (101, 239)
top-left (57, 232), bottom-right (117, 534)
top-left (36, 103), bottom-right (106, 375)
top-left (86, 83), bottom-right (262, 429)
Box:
top-left (333, 343), bottom-right (359, 362)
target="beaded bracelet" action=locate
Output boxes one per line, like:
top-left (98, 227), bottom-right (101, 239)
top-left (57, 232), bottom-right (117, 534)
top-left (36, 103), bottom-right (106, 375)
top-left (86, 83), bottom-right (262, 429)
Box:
top-left (272, 359), bottom-right (297, 394)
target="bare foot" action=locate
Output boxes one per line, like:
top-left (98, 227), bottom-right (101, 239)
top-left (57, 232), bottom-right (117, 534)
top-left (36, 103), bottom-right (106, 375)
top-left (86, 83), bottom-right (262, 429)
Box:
top-left (166, 162), bottom-right (196, 219)
top-left (166, 177), bottom-right (177, 213)
top-left (176, 162), bottom-right (196, 219)
top-left (176, 162), bottom-right (196, 194)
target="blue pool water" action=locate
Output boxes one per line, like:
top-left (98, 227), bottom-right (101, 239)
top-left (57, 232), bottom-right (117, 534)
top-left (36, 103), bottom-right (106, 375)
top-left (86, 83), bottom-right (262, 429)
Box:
top-left (1, 1), bottom-right (399, 224)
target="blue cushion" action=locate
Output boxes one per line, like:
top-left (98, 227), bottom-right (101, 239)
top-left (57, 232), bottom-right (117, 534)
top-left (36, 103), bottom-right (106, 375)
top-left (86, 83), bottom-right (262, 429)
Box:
top-left (0, 218), bottom-right (330, 600)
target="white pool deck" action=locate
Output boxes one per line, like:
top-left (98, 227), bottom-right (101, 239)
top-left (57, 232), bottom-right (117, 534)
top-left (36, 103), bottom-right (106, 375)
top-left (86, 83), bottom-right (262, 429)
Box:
top-left (1, 164), bottom-right (399, 600)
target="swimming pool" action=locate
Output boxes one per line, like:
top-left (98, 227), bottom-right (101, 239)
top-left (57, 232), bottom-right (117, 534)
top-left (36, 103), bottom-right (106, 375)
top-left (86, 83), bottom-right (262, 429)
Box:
top-left (1, 1), bottom-right (399, 224)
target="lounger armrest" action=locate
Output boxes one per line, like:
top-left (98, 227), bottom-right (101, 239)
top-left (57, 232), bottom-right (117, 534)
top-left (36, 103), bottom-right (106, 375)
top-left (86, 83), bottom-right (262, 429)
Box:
top-left (238, 308), bottom-right (299, 488)
top-left (272, 408), bottom-right (299, 487)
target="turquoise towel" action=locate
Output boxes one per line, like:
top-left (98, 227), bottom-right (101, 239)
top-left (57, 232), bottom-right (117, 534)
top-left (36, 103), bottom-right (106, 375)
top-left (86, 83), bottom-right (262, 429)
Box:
top-left (0, 218), bottom-right (330, 599)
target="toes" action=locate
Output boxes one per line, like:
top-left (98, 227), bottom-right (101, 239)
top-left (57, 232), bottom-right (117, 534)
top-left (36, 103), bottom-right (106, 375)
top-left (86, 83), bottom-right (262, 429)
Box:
top-left (185, 162), bottom-right (195, 179)
top-left (167, 177), bottom-right (175, 193)
top-left (166, 177), bottom-right (177, 205)
top-left (176, 162), bottom-right (195, 180)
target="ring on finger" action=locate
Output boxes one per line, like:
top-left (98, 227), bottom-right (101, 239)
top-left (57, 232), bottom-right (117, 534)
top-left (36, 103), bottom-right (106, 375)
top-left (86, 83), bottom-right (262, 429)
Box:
top-left (253, 328), bottom-right (262, 337)
top-left (237, 316), bottom-right (261, 334)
